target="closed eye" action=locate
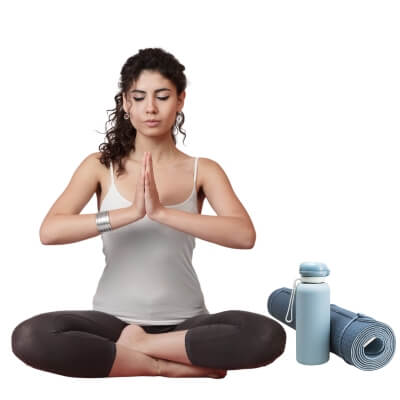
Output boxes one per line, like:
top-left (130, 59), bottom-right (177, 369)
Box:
top-left (133, 96), bottom-right (169, 101)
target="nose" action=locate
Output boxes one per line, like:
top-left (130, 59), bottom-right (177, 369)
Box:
top-left (145, 97), bottom-right (158, 114)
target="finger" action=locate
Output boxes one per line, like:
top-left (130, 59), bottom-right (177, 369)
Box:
top-left (148, 153), bottom-right (155, 181)
top-left (148, 168), bottom-right (153, 188)
top-left (146, 154), bottom-right (152, 182)
top-left (146, 173), bottom-right (151, 194)
top-left (140, 154), bottom-right (144, 182)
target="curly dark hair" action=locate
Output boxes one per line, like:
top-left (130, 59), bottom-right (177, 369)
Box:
top-left (97, 47), bottom-right (188, 177)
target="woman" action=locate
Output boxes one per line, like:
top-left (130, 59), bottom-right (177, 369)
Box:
top-left (11, 48), bottom-right (286, 379)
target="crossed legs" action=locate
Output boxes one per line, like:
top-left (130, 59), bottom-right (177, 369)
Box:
top-left (113, 309), bottom-right (286, 373)
top-left (11, 309), bottom-right (286, 378)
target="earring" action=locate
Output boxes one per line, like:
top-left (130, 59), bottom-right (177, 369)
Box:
top-left (175, 111), bottom-right (183, 123)
top-left (124, 112), bottom-right (129, 120)
top-left (172, 111), bottom-right (182, 134)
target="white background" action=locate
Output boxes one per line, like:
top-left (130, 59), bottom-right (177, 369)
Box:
top-left (2, 0), bottom-right (398, 398)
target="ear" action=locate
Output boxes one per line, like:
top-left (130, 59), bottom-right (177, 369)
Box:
top-left (177, 90), bottom-right (186, 112)
top-left (122, 92), bottom-right (130, 113)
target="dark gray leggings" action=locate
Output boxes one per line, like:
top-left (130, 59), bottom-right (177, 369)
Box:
top-left (11, 309), bottom-right (286, 378)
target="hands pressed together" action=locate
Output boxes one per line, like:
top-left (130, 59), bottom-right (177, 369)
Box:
top-left (132, 151), bottom-right (165, 221)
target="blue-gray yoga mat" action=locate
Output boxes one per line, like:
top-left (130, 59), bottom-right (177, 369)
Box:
top-left (267, 288), bottom-right (396, 370)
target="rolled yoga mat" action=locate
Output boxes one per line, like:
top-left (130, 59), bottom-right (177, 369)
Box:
top-left (267, 287), bottom-right (396, 371)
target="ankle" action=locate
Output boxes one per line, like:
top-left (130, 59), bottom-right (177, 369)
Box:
top-left (156, 358), bottom-right (168, 376)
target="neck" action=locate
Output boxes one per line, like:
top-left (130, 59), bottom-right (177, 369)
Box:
top-left (128, 130), bottom-right (180, 164)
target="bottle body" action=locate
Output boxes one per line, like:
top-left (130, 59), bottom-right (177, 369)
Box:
top-left (296, 282), bottom-right (330, 365)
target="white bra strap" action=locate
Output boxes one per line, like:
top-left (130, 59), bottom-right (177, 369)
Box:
top-left (193, 157), bottom-right (198, 185)
top-left (110, 161), bottom-right (114, 184)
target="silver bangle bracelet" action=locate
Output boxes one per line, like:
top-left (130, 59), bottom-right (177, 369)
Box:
top-left (96, 211), bottom-right (112, 233)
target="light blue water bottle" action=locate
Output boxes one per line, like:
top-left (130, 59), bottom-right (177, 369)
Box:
top-left (285, 262), bottom-right (330, 365)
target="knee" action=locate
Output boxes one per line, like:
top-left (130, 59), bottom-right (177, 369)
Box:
top-left (222, 310), bottom-right (287, 366)
top-left (11, 316), bottom-right (45, 367)
top-left (252, 319), bottom-right (287, 366)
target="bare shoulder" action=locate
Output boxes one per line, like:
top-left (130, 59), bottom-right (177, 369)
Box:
top-left (71, 151), bottom-right (102, 174)
top-left (197, 157), bottom-right (231, 192)
top-left (90, 151), bottom-right (108, 174)
top-left (91, 151), bottom-right (103, 164)
top-left (198, 157), bottom-right (227, 178)
top-left (198, 157), bottom-right (221, 168)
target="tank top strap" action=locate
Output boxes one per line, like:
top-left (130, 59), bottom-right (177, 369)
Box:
top-left (109, 161), bottom-right (114, 185)
top-left (193, 157), bottom-right (199, 187)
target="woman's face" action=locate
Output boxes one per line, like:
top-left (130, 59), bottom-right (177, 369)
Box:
top-left (122, 70), bottom-right (185, 137)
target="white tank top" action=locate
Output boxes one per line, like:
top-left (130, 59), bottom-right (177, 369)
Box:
top-left (92, 157), bottom-right (210, 325)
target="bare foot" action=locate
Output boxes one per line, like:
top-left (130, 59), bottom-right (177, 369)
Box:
top-left (159, 358), bottom-right (228, 379)
top-left (116, 324), bottom-right (147, 352)
top-left (116, 325), bottom-right (228, 379)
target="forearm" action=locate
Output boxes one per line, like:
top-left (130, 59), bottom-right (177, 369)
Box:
top-left (40, 206), bottom-right (140, 245)
top-left (154, 208), bottom-right (256, 249)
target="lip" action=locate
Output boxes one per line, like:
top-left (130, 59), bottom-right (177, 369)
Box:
top-left (145, 120), bottom-right (160, 127)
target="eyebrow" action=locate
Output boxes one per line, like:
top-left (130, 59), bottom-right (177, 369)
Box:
top-left (130, 88), bottom-right (171, 94)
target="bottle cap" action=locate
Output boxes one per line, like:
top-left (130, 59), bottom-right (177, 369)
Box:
top-left (285, 262), bottom-right (330, 323)
top-left (299, 261), bottom-right (330, 277)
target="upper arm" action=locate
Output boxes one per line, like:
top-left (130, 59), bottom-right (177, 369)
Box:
top-left (40, 152), bottom-right (101, 225)
top-left (200, 157), bottom-right (256, 239)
